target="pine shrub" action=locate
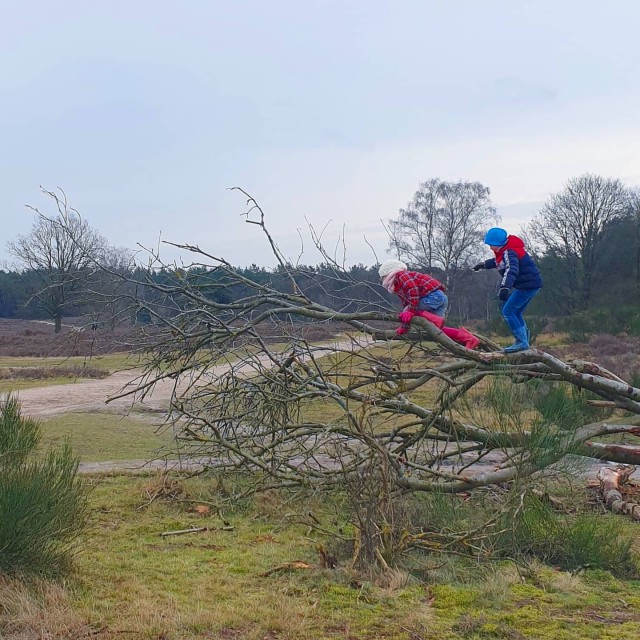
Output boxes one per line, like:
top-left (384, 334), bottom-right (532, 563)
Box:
top-left (0, 396), bottom-right (88, 576)
top-left (498, 494), bottom-right (637, 577)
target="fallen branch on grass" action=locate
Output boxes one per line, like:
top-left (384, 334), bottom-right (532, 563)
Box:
top-left (159, 524), bottom-right (235, 536)
top-left (160, 526), bottom-right (208, 537)
top-left (259, 561), bottom-right (313, 577)
top-left (97, 191), bottom-right (640, 568)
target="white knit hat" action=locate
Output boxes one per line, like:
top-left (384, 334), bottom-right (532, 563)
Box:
top-left (378, 259), bottom-right (407, 278)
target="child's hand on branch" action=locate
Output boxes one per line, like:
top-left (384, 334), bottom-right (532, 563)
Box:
top-left (398, 310), bottom-right (415, 324)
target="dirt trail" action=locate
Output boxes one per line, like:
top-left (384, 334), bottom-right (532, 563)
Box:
top-left (6, 337), bottom-right (376, 419)
top-left (8, 369), bottom-right (173, 418)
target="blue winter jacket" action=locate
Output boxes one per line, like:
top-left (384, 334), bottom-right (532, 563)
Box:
top-left (483, 235), bottom-right (543, 290)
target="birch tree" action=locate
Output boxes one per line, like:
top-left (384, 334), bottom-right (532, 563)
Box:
top-left (529, 174), bottom-right (629, 311)
top-left (387, 179), bottom-right (498, 290)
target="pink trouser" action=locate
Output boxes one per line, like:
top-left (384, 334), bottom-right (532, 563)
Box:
top-left (441, 326), bottom-right (480, 350)
top-left (400, 310), bottom-right (479, 349)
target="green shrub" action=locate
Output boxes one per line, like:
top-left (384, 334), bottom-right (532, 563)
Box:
top-left (498, 495), bottom-right (636, 577)
top-left (532, 384), bottom-right (611, 432)
top-left (0, 396), bottom-right (40, 467)
top-left (330, 485), bottom-right (637, 578)
top-left (0, 396), bottom-right (88, 576)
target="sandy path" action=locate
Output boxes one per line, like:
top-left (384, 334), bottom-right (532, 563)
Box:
top-left (7, 369), bottom-right (172, 418)
top-left (7, 337), bottom-right (377, 419)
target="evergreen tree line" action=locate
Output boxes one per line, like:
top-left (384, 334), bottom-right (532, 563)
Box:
top-left (3, 175), bottom-right (639, 333)
top-left (0, 230), bottom-right (635, 328)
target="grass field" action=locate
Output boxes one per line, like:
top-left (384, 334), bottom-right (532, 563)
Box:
top-left (3, 329), bottom-right (640, 639)
top-left (41, 412), bottom-right (173, 461)
top-left (0, 352), bottom-right (139, 372)
top-left (0, 377), bottom-right (81, 394)
top-left (2, 475), bottom-right (640, 639)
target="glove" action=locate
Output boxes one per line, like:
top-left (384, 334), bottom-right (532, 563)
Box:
top-left (398, 310), bottom-right (415, 324)
top-left (395, 326), bottom-right (409, 336)
top-left (471, 263), bottom-right (485, 272)
top-left (498, 287), bottom-right (510, 302)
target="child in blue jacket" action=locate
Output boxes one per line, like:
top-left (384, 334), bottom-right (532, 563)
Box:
top-left (472, 228), bottom-right (543, 352)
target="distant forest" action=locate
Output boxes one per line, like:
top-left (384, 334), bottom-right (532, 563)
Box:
top-left (1, 217), bottom-right (638, 338)
top-left (3, 175), bottom-right (640, 338)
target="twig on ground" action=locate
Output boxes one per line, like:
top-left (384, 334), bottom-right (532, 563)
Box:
top-left (159, 526), bottom-right (208, 537)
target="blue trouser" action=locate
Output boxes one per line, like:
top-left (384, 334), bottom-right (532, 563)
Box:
top-left (501, 288), bottom-right (539, 333)
top-left (418, 289), bottom-right (448, 318)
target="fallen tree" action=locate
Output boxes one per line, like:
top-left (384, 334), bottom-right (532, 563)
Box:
top-left (116, 193), bottom-right (640, 565)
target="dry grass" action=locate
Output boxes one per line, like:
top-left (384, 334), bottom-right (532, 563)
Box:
top-left (0, 365), bottom-right (111, 394)
top-left (0, 365), bottom-right (108, 381)
top-left (0, 377), bottom-right (81, 394)
top-left (0, 353), bottom-right (139, 372)
top-left (536, 331), bottom-right (573, 349)
top-left (66, 476), bottom-right (435, 639)
top-left (548, 333), bottom-right (640, 381)
top-left (0, 577), bottom-right (94, 640)
top-left (0, 352), bottom-right (140, 393)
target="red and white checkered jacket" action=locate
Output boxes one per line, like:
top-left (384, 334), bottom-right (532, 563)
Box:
top-left (394, 271), bottom-right (445, 309)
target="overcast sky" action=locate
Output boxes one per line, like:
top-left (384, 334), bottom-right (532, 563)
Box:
top-left (2, 0), bottom-right (640, 268)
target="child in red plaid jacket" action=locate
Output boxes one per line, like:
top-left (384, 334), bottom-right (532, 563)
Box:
top-left (379, 260), bottom-right (448, 331)
top-left (379, 260), bottom-right (478, 349)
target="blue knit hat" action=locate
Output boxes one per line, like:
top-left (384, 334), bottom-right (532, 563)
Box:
top-left (484, 227), bottom-right (508, 246)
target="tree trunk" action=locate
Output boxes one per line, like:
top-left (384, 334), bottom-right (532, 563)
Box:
top-left (581, 442), bottom-right (640, 465)
top-left (54, 314), bottom-right (62, 333)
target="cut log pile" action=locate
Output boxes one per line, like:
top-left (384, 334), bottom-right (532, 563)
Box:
top-left (597, 466), bottom-right (640, 521)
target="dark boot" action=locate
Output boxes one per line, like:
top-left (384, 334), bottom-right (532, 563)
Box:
top-left (504, 326), bottom-right (529, 353)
